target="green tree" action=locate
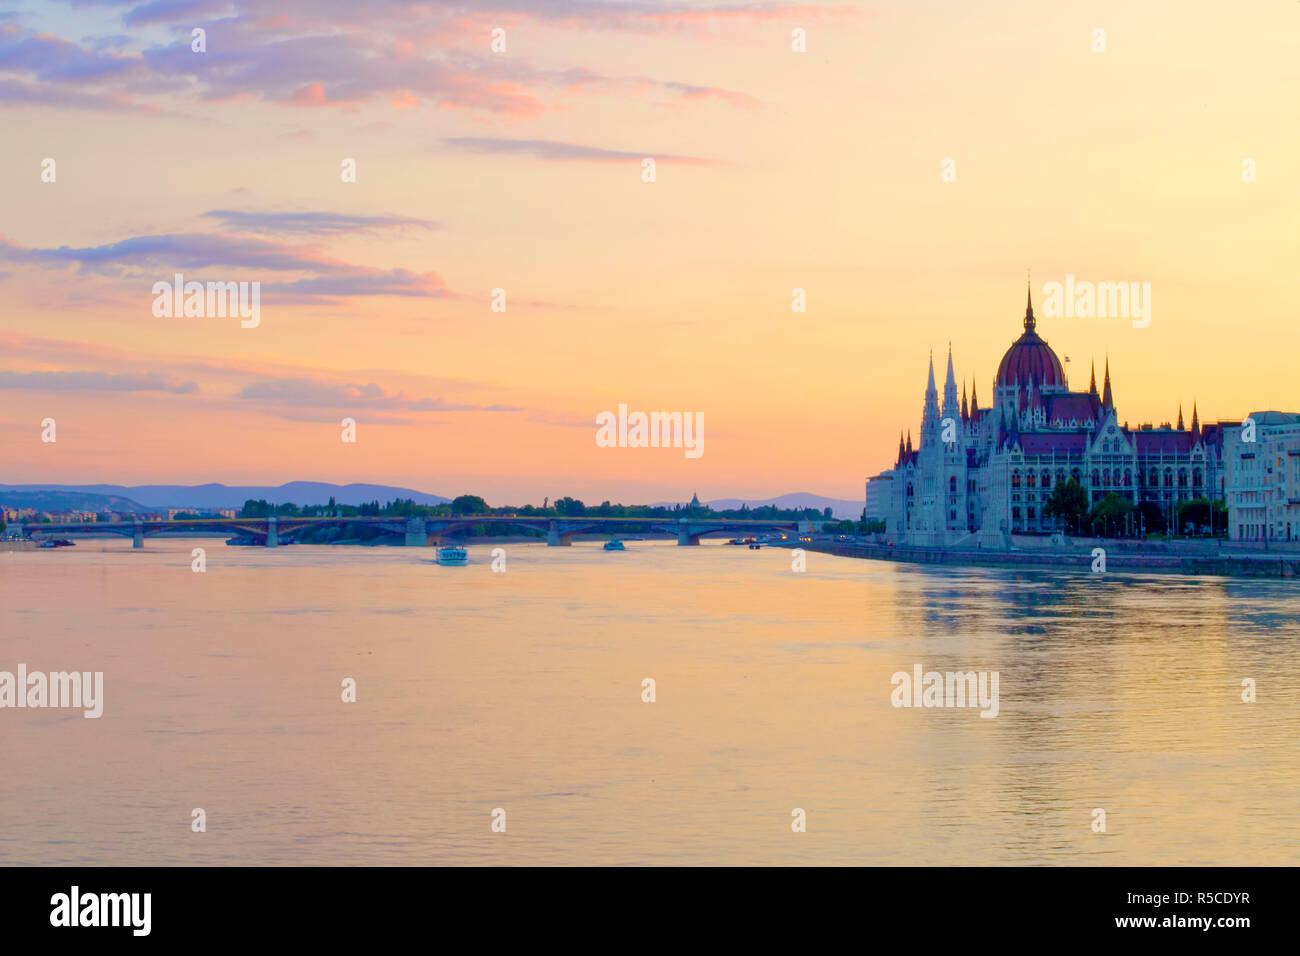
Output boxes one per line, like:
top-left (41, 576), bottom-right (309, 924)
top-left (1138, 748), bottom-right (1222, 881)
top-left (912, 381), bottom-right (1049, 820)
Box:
top-left (1087, 493), bottom-right (1136, 537)
top-left (1175, 497), bottom-right (1226, 536)
top-left (1138, 501), bottom-right (1166, 536)
top-left (450, 494), bottom-right (489, 514)
top-left (1042, 479), bottom-right (1089, 534)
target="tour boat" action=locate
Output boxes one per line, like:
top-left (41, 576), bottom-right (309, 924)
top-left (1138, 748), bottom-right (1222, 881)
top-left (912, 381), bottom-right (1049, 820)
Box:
top-left (604, 539), bottom-right (626, 551)
top-left (436, 545), bottom-right (468, 566)
top-left (748, 542), bottom-right (762, 550)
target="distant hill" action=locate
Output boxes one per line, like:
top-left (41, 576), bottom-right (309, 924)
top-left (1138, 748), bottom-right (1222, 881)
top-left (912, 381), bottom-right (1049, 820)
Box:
top-left (0, 483), bottom-right (451, 511)
top-left (0, 489), bottom-right (150, 514)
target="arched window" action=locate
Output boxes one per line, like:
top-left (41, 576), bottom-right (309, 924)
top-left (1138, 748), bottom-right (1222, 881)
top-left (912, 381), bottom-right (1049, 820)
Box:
top-left (1027, 472), bottom-right (1036, 488)
top-left (1042, 470), bottom-right (1052, 488)
top-left (1124, 469), bottom-right (1132, 487)
top-left (949, 476), bottom-right (957, 494)
top-left (1092, 469), bottom-right (1101, 487)
top-left (1150, 469), bottom-right (1159, 486)
top-left (1164, 469), bottom-right (1173, 488)
top-left (1012, 471), bottom-right (1022, 489)
top-left (1178, 469), bottom-right (1188, 488)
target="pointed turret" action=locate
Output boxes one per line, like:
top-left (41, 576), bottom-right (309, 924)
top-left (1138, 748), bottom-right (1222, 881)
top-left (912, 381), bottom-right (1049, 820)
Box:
top-left (906, 430), bottom-right (913, 454)
top-left (1024, 280), bottom-right (1036, 332)
top-left (1191, 402), bottom-right (1201, 442)
top-left (1089, 359), bottom-right (1097, 395)
top-left (961, 381), bottom-right (969, 422)
top-left (970, 381), bottom-right (979, 417)
top-left (1177, 404), bottom-right (1185, 431)
top-left (921, 351), bottom-right (941, 448)
top-left (1102, 357), bottom-right (1113, 410)
top-left (941, 344), bottom-right (959, 421)
top-left (897, 431), bottom-right (905, 464)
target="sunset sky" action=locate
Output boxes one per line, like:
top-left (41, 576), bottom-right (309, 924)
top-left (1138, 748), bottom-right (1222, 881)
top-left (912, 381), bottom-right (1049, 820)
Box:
top-left (2, 0), bottom-right (1298, 505)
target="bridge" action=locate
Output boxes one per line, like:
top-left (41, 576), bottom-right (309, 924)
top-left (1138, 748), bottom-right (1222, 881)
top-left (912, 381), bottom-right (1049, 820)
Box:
top-left (3, 514), bottom-right (812, 548)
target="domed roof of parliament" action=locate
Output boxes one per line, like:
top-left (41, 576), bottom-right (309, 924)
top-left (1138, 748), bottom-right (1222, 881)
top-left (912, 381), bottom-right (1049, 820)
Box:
top-left (995, 288), bottom-right (1066, 389)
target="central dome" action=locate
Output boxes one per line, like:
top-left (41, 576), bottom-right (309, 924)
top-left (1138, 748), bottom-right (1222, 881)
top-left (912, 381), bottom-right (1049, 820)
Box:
top-left (996, 289), bottom-right (1066, 388)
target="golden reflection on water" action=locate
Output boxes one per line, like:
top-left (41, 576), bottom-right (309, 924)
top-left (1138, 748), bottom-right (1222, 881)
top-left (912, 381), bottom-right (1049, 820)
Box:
top-left (1, 538), bottom-right (1296, 864)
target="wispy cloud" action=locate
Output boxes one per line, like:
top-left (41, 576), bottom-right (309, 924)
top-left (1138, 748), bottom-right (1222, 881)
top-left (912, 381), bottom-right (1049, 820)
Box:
top-left (239, 377), bottom-right (521, 412)
top-left (0, 4), bottom-right (795, 118)
top-left (0, 230), bottom-right (450, 300)
top-left (201, 210), bottom-right (440, 236)
top-left (0, 369), bottom-right (198, 393)
top-left (443, 137), bottom-right (723, 166)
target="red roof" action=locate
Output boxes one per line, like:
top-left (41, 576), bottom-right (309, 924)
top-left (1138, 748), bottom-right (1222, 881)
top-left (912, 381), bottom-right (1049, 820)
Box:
top-left (1018, 433), bottom-right (1088, 455)
top-left (1132, 431), bottom-right (1193, 454)
top-left (1045, 392), bottom-right (1101, 424)
top-left (997, 329), bottom-right (1066, 390)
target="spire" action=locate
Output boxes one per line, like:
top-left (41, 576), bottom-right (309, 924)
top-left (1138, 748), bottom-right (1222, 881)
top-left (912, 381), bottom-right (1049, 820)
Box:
top-left (897, 431), bottom-right (905, 464)
top-left (961, 381), bottom-right (969, 422)
top-left (1102, 357), bottom-right (1113, 410)
top-left (1024, 279), bottom-right (1036, 333)
top-left (970, 380), bottom-right (979, 416)
top-left (1089, 359), bottom-right (1097, 395)
top-left (906, 430), bottom-right (912, 454)
top-left (1191, 402), bottom-right (1201, 441)
top-left (921, 351), bottom-right (941, 445)
top-left (1177, 404), bottom-right (1185, 431)
top-left (942, 343), bottom-right (959, 419)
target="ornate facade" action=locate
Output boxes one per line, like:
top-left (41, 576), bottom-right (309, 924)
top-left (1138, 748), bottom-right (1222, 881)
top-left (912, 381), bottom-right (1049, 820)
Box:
top-left (883, 289), bottom-right (1229, 545)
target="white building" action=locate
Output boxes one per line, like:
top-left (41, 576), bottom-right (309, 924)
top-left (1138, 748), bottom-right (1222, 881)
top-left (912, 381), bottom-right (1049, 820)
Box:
top-left (864, 472), bottom-right (892, 522)
top-left (1224, 411), bottom-right (1300, 542)
top-left (882, 288), bottom-right (1230, 545)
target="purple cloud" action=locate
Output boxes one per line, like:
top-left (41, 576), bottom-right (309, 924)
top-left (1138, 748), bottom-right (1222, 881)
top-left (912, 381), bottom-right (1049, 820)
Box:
top-left (239, 377), bottom-right (520, 412)
top-left (0, 230), bottom-right (449, 299)
top-left (202, 210), bottom-right (439, 236)
top-left (0, 369), bottom-right (198, 393)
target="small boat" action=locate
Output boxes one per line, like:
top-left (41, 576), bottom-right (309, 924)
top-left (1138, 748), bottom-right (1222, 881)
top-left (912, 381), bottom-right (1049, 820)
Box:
top-left (748, 542), bottom-right (761, 550)
top-left (604, 539), bottom-right (625, 551)
top-left (436, 545), bottom-right (468, 566)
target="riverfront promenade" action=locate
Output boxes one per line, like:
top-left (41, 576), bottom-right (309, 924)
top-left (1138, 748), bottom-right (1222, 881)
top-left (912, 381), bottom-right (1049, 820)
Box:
top-left (784, 537), bottom-right (1300, 578)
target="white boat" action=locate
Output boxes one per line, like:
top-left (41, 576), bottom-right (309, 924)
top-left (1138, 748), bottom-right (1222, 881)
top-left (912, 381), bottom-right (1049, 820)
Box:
top-left (436, 546), bottom-right (468, 566)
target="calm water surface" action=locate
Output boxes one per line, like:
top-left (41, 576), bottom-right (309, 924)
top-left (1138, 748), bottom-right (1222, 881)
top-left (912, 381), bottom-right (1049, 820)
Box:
top-left (1, 538), bottom-right (1297, 865)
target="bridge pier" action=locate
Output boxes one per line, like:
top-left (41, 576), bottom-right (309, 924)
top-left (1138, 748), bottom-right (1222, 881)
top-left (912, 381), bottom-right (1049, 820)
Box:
top-left (133, 519), bottom-right (144, 549)
top-left (677, 529), bottom-right (701, 546)
top-left (266, 516), bottom-right (278, 548)
top-left (405, 517), bottom-right (430, 547)
top-left (547, 521), bottom-right (572, 547)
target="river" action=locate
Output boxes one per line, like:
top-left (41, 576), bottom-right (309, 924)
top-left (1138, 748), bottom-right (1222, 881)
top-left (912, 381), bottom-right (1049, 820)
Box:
top-left (1, 538), bottom-right (1296, 865)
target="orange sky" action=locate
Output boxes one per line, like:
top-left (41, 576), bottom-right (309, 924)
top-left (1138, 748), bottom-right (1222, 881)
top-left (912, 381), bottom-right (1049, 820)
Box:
top-left (2, 1), bottom-right (1298, 504)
